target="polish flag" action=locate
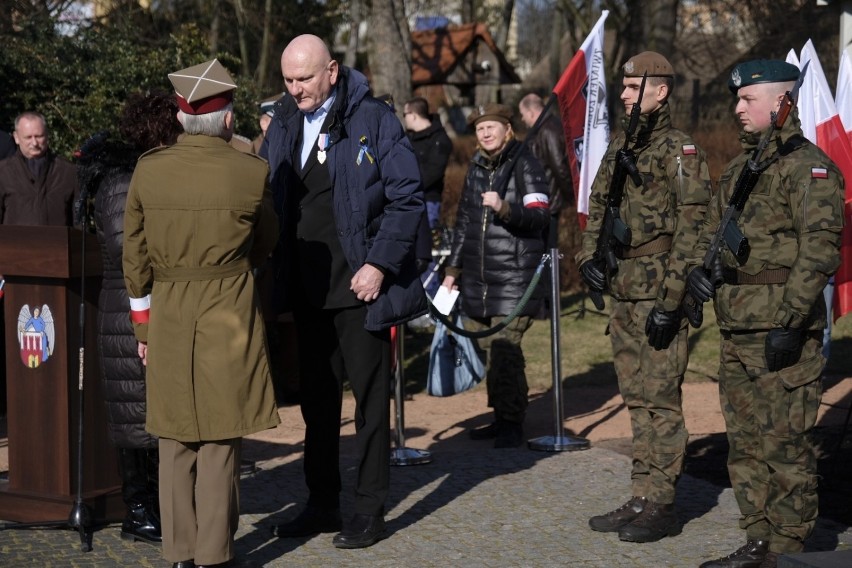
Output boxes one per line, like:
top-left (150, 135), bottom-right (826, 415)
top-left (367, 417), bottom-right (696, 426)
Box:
top-left (553, 10), bottom-right (610, 229)
top-left (795, 40), bottom-right (852, 321)
top-left (837, 47), bottom-right (852, 146)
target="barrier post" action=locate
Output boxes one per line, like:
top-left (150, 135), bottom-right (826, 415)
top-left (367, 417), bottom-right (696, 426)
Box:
top-left (529, 249), bottom-right (590, 452)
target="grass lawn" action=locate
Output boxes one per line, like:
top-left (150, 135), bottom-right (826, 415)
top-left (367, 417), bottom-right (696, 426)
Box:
top-left (401, 291), bottom-right (852, 394)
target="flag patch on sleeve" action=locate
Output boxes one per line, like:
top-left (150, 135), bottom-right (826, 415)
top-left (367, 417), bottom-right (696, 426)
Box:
top-left (811, 167), bottom-right (828, 179)
top-left (523, 193), bottom-right (549, 209)
top-left (682, 144), bottom-right (697, 155)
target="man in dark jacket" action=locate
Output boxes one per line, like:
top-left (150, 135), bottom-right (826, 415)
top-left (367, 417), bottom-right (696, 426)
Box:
top-left (0, 110), bottom-right (78, 421)
top-left (264, 34), bottom-right (425, 549)
top-left (0, 111), bottom-right (78, 226)
top-left (403, 97), bottom-right (454, 301)
top-left (518, 93), bottom-right (573, 248)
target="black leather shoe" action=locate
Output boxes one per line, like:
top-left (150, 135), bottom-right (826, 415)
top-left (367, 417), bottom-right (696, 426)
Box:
top-left (699, 539), bottom-right (770, 568)
top-left (172, 561), bottom-right (195, 568)
top-left (272, 506), bottom-right (342, 538)
top-left (469, 422), bottom-right (499, 440)
top-left (120, 502), bottom-right (162, 545)
top-left (331, 514), bottom-right (386, 549)
top-left (618, 501), bottom-right (680, 542)
top-left (589, 496), bottom-right (647, 532)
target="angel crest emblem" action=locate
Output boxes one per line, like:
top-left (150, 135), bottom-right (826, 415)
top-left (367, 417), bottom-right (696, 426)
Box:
top-left (18, 304), bottom-right (56, 368)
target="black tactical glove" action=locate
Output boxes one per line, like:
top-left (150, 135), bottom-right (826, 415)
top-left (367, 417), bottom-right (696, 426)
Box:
top-left (765, 327), bottom-right (804, 372)
top-left (580, 260), bottom-right (606, 292)
top-left (645, 308), bottom-right (681, 350)
top-left (687, 267), bottom-right (716, 303)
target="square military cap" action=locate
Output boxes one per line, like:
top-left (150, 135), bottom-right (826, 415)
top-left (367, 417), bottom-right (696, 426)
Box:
top-left (728, 60), bottom-right (800, 93)
top-left (623, 51), bottom-right (674, 77)
top-left (169, 59), bottom-right (237, 115)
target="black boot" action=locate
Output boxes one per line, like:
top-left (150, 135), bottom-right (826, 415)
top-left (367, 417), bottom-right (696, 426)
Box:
top-left (118, 448), bottom-right (162, 545)
top-left (617, 501), bottom-right (680, 542)
top-left (588, 496), bottom-right (647, 532)
top-left (699, 539), bottom-right (770, 568)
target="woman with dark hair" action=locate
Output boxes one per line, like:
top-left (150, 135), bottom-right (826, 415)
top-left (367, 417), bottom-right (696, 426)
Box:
top-left (79, 91), bottom-right (182, 545)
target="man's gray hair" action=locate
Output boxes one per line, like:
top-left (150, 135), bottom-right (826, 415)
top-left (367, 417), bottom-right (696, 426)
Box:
top-left (178, 103), bottom-right (232, 137)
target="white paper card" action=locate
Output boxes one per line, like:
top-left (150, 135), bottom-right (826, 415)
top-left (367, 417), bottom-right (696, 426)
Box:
top-left (432, 286), bottom-right (459, 316)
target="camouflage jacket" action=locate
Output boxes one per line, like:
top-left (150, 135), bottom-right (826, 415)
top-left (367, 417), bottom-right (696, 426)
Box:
top-left (577, 104), bottom-right (712, 310)
top-left (694, 115), bottom-right (844, 332)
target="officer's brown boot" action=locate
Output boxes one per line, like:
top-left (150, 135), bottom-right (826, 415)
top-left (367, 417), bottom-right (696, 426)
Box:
top-left (699, 539), bottom-right (769, 568)
top-left (618, 501), bottom-right (680, 542)
top-left (588, 496), bottom-right (647, 532)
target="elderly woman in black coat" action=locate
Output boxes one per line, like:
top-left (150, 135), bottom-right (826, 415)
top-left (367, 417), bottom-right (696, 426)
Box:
top-left (440, 103), bottom-right (550, 449)
top-left (79, 92), bottom-right (182, 544)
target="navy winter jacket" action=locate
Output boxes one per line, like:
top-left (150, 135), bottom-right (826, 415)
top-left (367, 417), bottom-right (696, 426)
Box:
top-left (264, 67), bottom-right (427, 330)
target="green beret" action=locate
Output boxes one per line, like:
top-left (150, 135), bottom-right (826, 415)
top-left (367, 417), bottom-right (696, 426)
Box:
top-left (623, 51), bottom-right (674, 78)
top-left (467, 103), bottom-right (513, 127)
top-left (728, 59), bottom-right (800, 93)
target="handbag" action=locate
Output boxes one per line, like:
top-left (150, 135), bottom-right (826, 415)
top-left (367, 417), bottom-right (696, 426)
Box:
top-left (426, 314), bottom-right (486, 397)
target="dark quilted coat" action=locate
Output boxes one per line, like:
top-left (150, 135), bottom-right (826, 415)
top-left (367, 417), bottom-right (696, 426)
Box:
top-left (447, 139), bottom-right (550, 319)
top-left (87, 142), bottom-right (157, 449)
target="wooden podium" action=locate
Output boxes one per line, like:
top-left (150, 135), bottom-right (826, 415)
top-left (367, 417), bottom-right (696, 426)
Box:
top-left (0, 226), bottom-right (122, 523)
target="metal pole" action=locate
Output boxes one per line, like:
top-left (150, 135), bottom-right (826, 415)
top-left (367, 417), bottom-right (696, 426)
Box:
top-left (390, 325), bottom-right (431, 466)
top-left (529, 248), bottom-right (590, 452)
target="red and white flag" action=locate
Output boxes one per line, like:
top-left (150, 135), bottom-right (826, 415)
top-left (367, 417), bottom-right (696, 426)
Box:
top-left (795, 40), bottom-right (852, 321)
top-left (836, 46), bottom-right (852, 320)
top-left (838, 46), bottom-right (852, 144)
top-left (553, 10), bottom-right (609, 229)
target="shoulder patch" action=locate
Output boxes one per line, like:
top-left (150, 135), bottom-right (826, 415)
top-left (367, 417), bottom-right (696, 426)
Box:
top-left (811, 167), bottom-right (828, 179)
top-left (682, 144), bottom-right (697, 156)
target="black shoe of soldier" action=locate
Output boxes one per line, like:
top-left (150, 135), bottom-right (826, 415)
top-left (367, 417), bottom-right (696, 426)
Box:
top-left (588, 496), bottom-right (647, 532)
top-left (331, 514), bottom-right (386, 549)
top-left (699, 539), bottom-right (770, 568)
top-left (757, 552), bottom-right (779, 568)
top-left (618, 501), bottom-right (680, 542)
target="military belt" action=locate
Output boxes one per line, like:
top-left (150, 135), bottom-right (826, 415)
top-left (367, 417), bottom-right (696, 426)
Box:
top-left (616, 235), bottom-right (673, 259)
top-left (722, 267), bottom-right (790, 285)
top-left (154, 258), bottom-right (251, 282)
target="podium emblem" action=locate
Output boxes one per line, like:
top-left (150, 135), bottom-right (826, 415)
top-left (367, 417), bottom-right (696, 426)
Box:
top-left (17, 304), bottom-right (56, 368)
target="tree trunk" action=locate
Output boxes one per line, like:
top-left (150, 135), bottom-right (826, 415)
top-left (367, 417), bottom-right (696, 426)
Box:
top-left (344, 0), bottom-right (362, 68)
top-left (257, 0), bottom-right (273, 86)
top-left (230, 0), bottom-right (251, 76)
top-left (366, 0), bottom-right (411, 114)
top-left (646, 0), bottom-right (678, 56)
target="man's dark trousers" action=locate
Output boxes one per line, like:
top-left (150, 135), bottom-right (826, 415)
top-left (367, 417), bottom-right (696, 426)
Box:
top-left (293, 303), bottom-right (391, 517)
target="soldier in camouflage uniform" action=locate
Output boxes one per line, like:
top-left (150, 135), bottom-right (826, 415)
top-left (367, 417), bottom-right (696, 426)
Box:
top-left (577, 51), bottom-right (712, 543)
top-left (688, 60), bottom-right (844, 568)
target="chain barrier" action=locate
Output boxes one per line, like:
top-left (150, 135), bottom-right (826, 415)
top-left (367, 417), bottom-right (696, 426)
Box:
top-left (425, 252), bottom-right (550, 339)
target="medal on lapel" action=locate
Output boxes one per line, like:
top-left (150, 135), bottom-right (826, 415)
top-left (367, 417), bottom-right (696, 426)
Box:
top-left (317, 133), bottom-right (329, 164)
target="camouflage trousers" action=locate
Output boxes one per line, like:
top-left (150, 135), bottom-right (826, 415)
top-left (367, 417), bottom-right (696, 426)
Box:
top-left (718, 329), bottom-right (824, 554)
top-left (464, 315), bottom-right (533, 424)
top-left (609, 298), bottom-right (689, 504)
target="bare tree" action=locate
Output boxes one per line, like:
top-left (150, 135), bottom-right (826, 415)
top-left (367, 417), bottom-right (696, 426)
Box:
top-left (344, 0), bottom-right (363, 68)
top-left (367, 0), bottom-right (412, 111)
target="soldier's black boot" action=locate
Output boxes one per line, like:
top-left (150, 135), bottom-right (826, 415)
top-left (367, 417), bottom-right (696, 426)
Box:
top-left (588, 496), bottom-right (647, 532)
top-left (618, 501), bottom-right (680, 542)
top-left (699, 539), bottom-right (770, 568)
top-left (118, 448), bottom-right (162, 545)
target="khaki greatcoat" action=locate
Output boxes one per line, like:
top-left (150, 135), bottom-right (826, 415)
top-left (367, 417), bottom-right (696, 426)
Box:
top-left (123, 135), bottom-right (280, 442)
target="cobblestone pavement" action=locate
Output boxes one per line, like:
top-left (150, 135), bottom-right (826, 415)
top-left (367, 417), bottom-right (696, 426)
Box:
top-left (1, 441), bottom-right (850, 567)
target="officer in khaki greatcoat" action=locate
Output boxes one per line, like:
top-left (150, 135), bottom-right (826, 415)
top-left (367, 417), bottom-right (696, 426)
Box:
top-left (123, 59), bottom-right (280, 568)
top-left (688, 60), bottom-right (844, 568)
top-left (577, 51), bottom-right (713, 543)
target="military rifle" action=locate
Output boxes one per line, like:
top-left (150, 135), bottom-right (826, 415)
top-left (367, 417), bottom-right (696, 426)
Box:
top-left (586, 73), bottom-right (647, 310)
top-left (683, 61), bottom-right (809, 328)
